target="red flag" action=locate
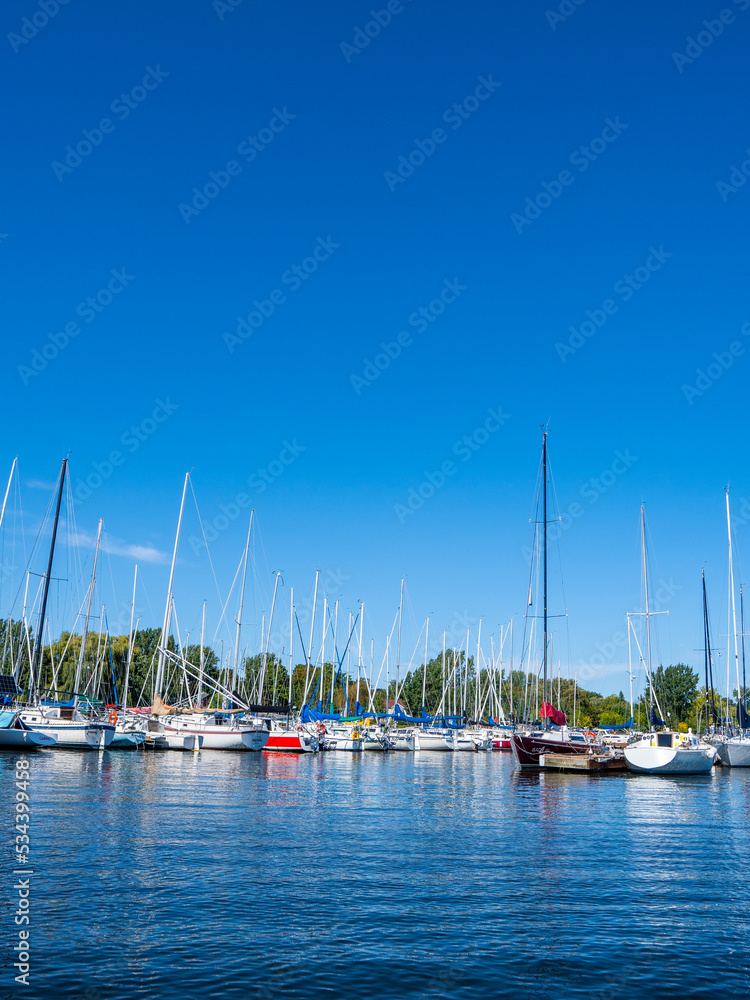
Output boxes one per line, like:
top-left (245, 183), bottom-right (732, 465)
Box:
top-left (540, 701), bottom-right (567, 726)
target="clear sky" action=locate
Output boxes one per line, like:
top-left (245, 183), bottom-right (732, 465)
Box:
top-left (2, 0), bottom-right (749, 701)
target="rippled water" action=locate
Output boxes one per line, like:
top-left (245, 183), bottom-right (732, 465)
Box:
top-left (2, 748), bottom-right (749, 999)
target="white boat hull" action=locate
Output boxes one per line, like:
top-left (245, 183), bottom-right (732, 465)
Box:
top-left (323, 737), bottom-right (364, 752)
top-left (417, 731), bottom-right (455, 751)
top-left (624, 745), bottom-right (716, 774)
top-left (19, 713), bottom-right (115, 750)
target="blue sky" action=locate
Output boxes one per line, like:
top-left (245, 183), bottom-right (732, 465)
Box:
top-left (2, 0), bottom-right (749, 701)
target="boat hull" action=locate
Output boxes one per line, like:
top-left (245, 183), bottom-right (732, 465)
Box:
top-left (263, 729), bottom-right (318, 753)
top-left (19, 714), bottom-right (115, 750)
top-left (0, 728), bottom-right (56, 748)
top-left (510, 732), bottom-right (594, 768)
top-left (417, 731), bottom-right (455, 751)
top-left (624, 745), bottom-right (716, 774)
top-left (716, 738), bottom-right (750, 767)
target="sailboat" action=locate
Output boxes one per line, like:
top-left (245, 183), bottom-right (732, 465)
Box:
top-left (511, 432), bottom-right (597, 768)
top-left (19, 463), bottom-right (114, 750)
top-left (716, 492), bottom-right (750, 766)
top-left (623, 505), bottom-right (716, 775)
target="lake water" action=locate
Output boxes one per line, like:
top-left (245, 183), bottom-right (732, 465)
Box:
top-left (2, 748), bottom-right (749, 999)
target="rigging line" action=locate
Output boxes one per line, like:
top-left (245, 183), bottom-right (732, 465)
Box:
top-left (188, 479), bottom-right (230, 641)
top-left (212, 550), bottom-right (244, 646)
top-left (9, 477), bottom-right (57, 618)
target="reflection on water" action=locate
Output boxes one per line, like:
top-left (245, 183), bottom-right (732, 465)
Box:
top-left (1, 749), bottom-right (748, 999)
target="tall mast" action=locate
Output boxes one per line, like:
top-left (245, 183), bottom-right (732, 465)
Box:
top-left (155, 471), bottom-right (190, 699)
top-left (73, 517), bottom-right (103, 707)
top-left (303, 570), bottom-right (319, 705)
top-left (640, 504), bottom-right (653, 717)
top-left (542, 432), bottom-right (548, 713)
top-left (702, 570), bottom-right (716, 726)
top-left (422, 616), bottom-right (429, 714)
top-left (726, 488), bottom-right (740, 730)
top-left (0, 457), bottom-right (17, 532)
top-left (288, 586), bottom-right (294, 708)
top-left (259, 570), bottom-right (281, 705)
top-left (233, 511), bottom-right (254, 702)
top-left (198, 600), bottom-right (206, 709)
top-left (122, 563), bottom-right (138, 710)
top-left (30, 458), bottom-right (67, 703)
top-left (741, 585), bottom-right (746, 729)
top-left (356, 602), bottom-right (364, 711)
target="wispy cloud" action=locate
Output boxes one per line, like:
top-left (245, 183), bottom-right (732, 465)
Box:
top-left (64, 527), bottom-right (168, 564)
top-left (26, 479), bottom-right (55, 490)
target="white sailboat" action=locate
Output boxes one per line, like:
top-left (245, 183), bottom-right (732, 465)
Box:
top-left (716, 492), bottom-right (750, 766)
top-left (19, 466), bottom-right (114, 751)
top-left (624, 729), bottom-right (716, 774)
top-left (624, 505), bottom-right (715, 775)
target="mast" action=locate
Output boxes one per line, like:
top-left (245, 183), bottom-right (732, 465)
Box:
top-left (155, 472), bottom-right (190, 699)
top-left (702, 570), bottom-right (717, 727)
top-left (73, 517), bottom-right (103, 708)
top-left (0, 457), bottom-right (17, 532)
top-left (542, 432), bottom-right (548, 715)
top-left (198, 600), bottom-right (206, 709)
top-left (475, 619), bottom-right (482, 723)
top-left (421, 616), bottom-right (429, 714)
top-left (640, 504), bottom-right (653, 720)
top-left (288, 586), bottom-right (294, 708)
top-left (259, 570), bottom-right (281, 705)
top-left (30, 458), bottom-right (67, 704)
top-left (122, 563), bottom-right (138, 710)
top-left (356, 602), bottom-right (364, 711)
top-left (726, 488), bottom-right (740, 731)
top-left (302, 570), bottom-right (319, 706)
top-left (741, 585), bottom-right (746, 730)
top-left (396, 578), bottom-right (404, 709)
top-left (233, 512), bottom-right (254, 703)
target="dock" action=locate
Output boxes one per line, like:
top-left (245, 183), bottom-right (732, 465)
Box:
top-left (539, 753), bottom-right (626, 772)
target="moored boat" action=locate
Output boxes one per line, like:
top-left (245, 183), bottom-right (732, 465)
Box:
top-left (160, 713), bottom-right (268, 751)
top-left (510, 726), bottom-right (598, 768)
top-left (0, 709), bottom-right (57, 749)
top-left (624, 730), bottom-right (716, 774)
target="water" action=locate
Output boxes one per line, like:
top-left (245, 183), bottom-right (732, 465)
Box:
top-left (2, 749), bottom-right (749, 999)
